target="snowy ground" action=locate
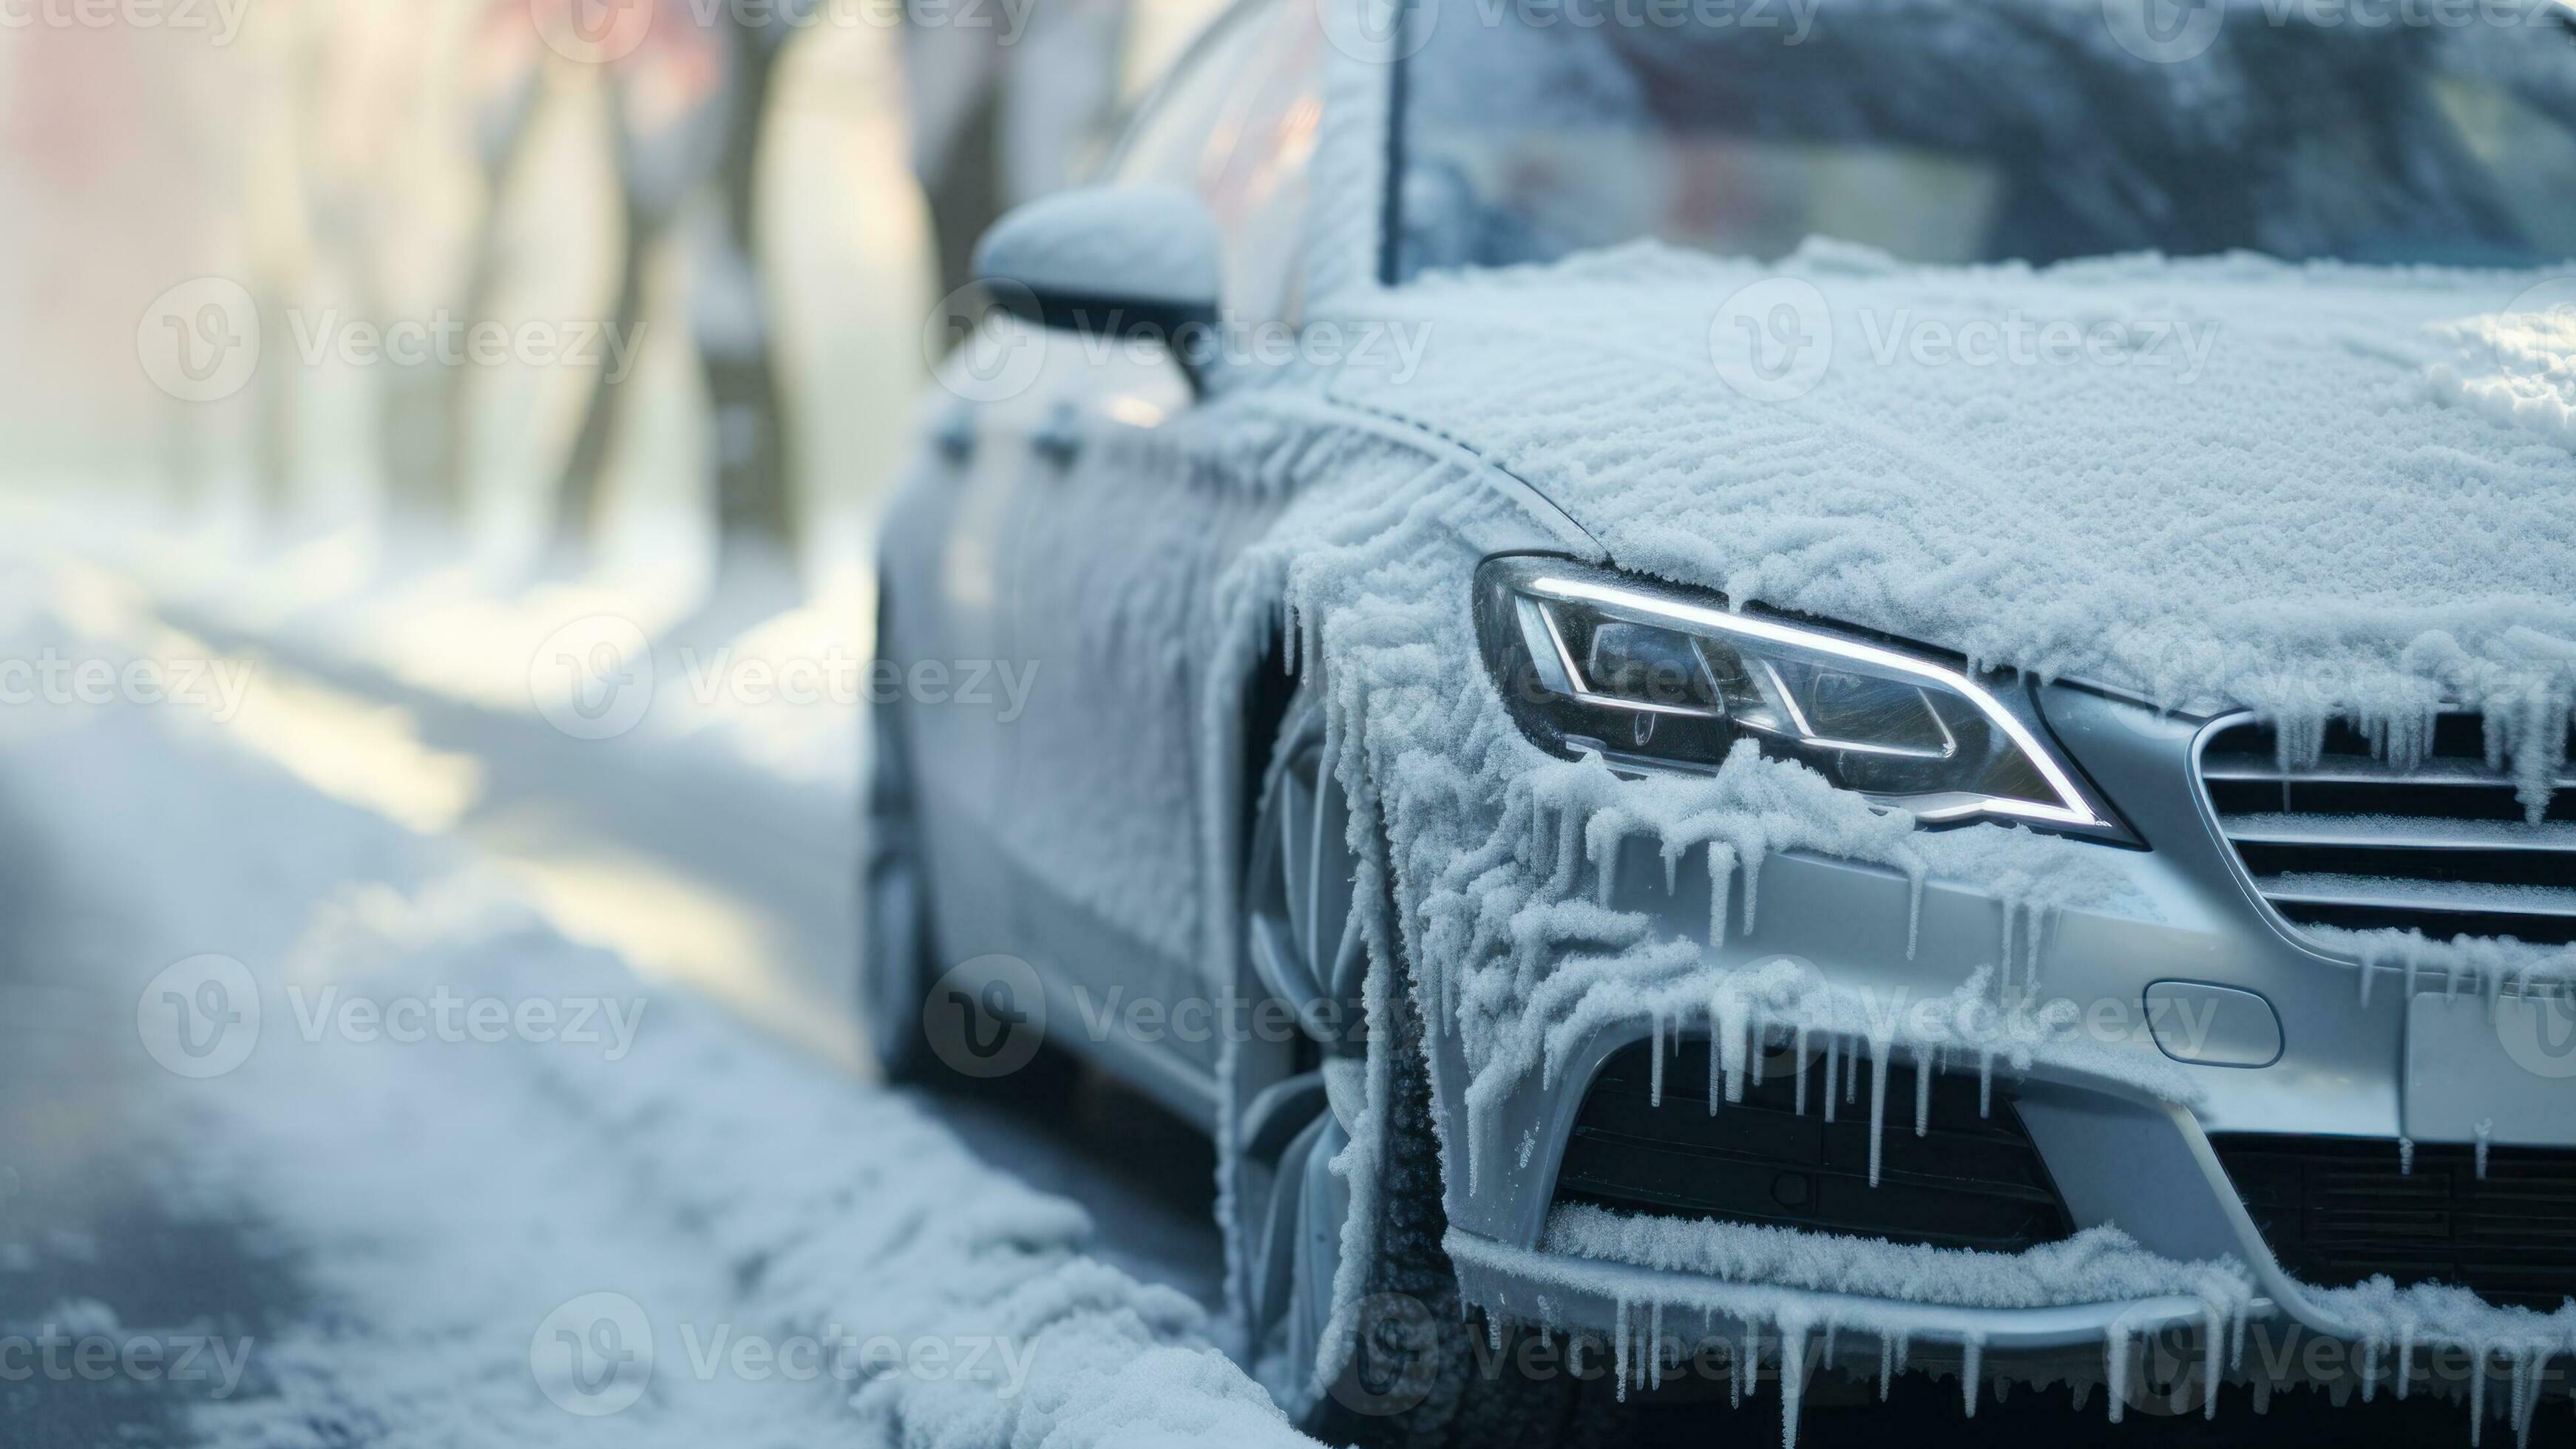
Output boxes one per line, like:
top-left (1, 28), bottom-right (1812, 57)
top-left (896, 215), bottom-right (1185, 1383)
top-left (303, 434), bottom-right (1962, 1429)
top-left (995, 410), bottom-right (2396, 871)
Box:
top-left (0, 514), bottom-right (2518, 1448)
top-left (0, 523), bottom-right (1271, 1448)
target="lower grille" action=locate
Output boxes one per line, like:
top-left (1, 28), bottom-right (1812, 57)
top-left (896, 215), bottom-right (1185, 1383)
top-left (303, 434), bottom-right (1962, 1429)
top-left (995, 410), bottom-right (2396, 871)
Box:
top-left (1552, 1036), bottom-right (2072, 1253)
top-left (2212, 1135), bottom-right (2576, 1310)
top-left (2199, 713), bottom-right (2576, 947)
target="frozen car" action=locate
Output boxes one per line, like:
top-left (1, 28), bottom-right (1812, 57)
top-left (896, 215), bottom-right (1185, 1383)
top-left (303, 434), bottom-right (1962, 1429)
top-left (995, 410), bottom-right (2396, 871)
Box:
top-left (863, 0), bottom-right (2576, 1442)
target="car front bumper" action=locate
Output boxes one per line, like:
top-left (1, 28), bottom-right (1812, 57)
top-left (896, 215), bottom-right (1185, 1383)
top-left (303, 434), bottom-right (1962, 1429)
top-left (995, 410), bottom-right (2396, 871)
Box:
top-left (1428, 681), bottom-right (2555, 1382)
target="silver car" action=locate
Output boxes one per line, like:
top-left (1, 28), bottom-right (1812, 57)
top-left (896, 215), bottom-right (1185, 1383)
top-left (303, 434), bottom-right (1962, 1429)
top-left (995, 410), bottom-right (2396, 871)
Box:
top-left (864, 1), bottom-right (2576, 1442)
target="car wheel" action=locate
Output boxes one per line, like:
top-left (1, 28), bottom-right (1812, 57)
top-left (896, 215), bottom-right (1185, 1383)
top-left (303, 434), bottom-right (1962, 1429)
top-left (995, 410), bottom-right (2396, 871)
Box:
top-left (1233, 696), bottom-right (1605, 1448)
top-left (860, 685), bottom-right (941, 1083)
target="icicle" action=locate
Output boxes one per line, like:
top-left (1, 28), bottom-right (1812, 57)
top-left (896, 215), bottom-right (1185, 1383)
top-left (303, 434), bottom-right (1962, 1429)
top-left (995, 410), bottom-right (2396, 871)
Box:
top-left (2230, 1300), bottom-right (2248, 1370)
top-left (2398, 1321), bottom-right (2416, 1400)
top-left (1750, 1005), bottom-right (1768, 1086)
top-left (2203, 1306), bottom-right (2223, 1420)
top-left (1729, 1331), bottom-right (1743, 1408)
top-left (2476, 1119), bottom-right (2494, 1178)
top-left (2027, 904), bottom-right (2046, 988)
top-left (1961, 1337), bottom-right (1983, 1418)
top-left (1794, 1025), bottom-right (1811, 1116)
top-left (2511, 1348), bottom-right (2534, 1449)
top-left (1490, 1314), bottom-right (1503, 1353)
top-left (1845, 1044), bottom-right (1859, 1104)
top-left (2106, 1322), bottom-right (2131, 1425)
top-left (2401, 1137), bottom-right (2416, 1176)
top-left (2359, 954), bottom-right (2376, 1008)
top-left (1741, 845), bottom-right (1765, 937)
top-left (1663, 846), bottom-right (1680, 896)
top-left (1707, 846), bottom-right (1734, 951)
top-left (1780, 1324), bottom-right (1809, 1449)
top-left (1553, 805), bottom-right (1582, 900)
top-left (1978, 1051), bottom-right (1994, 1118)
top-left (1709, 1008), bottom-right (1723, 1116)
top-left (1649, 1302), bottom-right (1664, 1391)
top-left (1744, 1323), bottom-right (1761, 1399)
top-left (2252, 1374), bottom-right (2272, 1414)
top-left (1999, 901), bottom-right (2017, 992)
top-left (2471, 1345), bottom-right (2487, 1447)
top-left (1650, 1010), bottom-right (1665, 1108)
top-left (1867, 1034), bottom-right (1892, 1187)
top-left (1905, 869), bottom-right (1925, 961)
top-left (1914, 1044), bottom-right (1933, 1138)
top-left (2362, 1337), bottom-right (2381, 1403)
top-left (1823, 1323), bottom-right (1838, 1371)
top-left (2072, 1380), bottom-right (2093, 1414)
top-left (1823, 1035), bottom-right (1840, 1123)
top-left (1614, 1300), bottom-right (1630, 1404)
top-left (1879, 1334), bottom-right (1894, 1401)
top-left (1895, 1331), bottom-right (1911, 1377)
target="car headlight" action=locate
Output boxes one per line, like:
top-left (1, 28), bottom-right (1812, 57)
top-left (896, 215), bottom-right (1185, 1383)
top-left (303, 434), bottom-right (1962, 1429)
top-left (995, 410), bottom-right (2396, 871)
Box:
top-left (1474, 558), bottom-right (2116, 832)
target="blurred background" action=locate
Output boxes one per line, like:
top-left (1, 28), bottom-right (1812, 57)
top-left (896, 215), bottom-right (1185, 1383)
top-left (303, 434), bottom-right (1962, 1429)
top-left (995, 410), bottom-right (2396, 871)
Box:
top-left (0, 17), bottom-right (1254, 1419)
top-left (0, 0), bottom-right (1238, 1057)
top-left (0, 0), bottom-right (1224, 594)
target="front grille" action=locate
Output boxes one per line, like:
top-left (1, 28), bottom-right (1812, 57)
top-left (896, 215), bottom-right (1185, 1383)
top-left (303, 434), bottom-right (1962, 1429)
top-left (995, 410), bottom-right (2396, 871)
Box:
top-left (1551, 1036), bottom-right (2073, 1253)
top-left (2212, 1135), bottom-right (2576, 1310)
top-left (2199, 714), bottom-right (2576, 947)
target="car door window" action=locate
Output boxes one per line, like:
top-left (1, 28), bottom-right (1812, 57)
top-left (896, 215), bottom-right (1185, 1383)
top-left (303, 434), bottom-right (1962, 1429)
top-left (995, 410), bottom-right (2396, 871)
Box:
top-left (1111, 0), bottom-right (1326, 322)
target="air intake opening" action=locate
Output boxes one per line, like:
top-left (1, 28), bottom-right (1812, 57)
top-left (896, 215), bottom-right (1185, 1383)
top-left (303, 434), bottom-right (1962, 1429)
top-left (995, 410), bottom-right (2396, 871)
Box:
top-left (2200, 715), bottom-right (2576, 947)
top-left (2212, 1134), bottom-right (2576, 1311)
top-left (1550, 1036), bottom-right (2073, 1254)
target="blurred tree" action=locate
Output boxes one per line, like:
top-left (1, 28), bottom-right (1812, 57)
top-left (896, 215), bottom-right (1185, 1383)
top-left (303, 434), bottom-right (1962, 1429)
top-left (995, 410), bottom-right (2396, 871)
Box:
top-left (547, 0), bottom-right (804, 578)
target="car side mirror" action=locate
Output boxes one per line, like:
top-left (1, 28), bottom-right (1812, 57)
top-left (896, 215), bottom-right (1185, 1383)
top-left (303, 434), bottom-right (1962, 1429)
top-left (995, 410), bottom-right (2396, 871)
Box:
top-left (972, 184), bottom-right (1221, 387)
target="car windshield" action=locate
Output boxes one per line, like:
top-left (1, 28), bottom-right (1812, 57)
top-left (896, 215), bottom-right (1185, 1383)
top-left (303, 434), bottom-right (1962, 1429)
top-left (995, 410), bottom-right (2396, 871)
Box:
top-left (1392, 0), bottom-right (2576, 276)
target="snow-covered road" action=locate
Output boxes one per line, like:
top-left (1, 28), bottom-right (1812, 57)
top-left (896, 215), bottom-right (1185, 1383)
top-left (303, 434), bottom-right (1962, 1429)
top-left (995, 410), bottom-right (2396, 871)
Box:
top-left (0, 546), bottom-right (1271, 1448)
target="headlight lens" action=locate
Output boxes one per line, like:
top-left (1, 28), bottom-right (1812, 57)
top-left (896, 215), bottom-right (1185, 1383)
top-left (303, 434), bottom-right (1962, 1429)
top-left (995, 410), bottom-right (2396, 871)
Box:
top-left (1474, 558), bottom-right (2112, 831)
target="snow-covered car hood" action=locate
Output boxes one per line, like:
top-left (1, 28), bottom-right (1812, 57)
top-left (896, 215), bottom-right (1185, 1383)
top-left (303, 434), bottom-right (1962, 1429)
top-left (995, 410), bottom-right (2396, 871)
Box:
top-left (1334, 242), bottom-right (2576, 770)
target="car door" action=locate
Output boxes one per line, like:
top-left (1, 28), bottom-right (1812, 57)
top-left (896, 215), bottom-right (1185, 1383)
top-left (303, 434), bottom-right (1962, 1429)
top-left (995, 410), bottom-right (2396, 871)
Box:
top-left (989, 0), bottom-right (1329, 1102)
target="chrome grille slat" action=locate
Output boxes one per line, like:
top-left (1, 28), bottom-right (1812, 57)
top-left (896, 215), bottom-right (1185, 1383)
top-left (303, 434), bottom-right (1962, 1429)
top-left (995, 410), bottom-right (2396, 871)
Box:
top-left (2254, 875), bottom-right (2576, 919)
top-left (2225, 815), bottom-right (2576, 854)
top-left (2200, 714), bottom-right (2576, 949)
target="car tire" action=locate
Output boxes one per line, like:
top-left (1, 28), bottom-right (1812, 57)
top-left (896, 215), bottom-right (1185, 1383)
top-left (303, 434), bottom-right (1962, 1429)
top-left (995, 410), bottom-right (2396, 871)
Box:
top-left (1233, 693), bottom-right (1607, 1448)
top-left (859, 682), bottom-right (944, 1084)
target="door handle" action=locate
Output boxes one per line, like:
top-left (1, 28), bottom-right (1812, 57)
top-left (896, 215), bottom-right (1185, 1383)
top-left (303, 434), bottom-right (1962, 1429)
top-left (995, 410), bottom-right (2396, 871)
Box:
top-left (1031, 401), bottom-right (1083, 468)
